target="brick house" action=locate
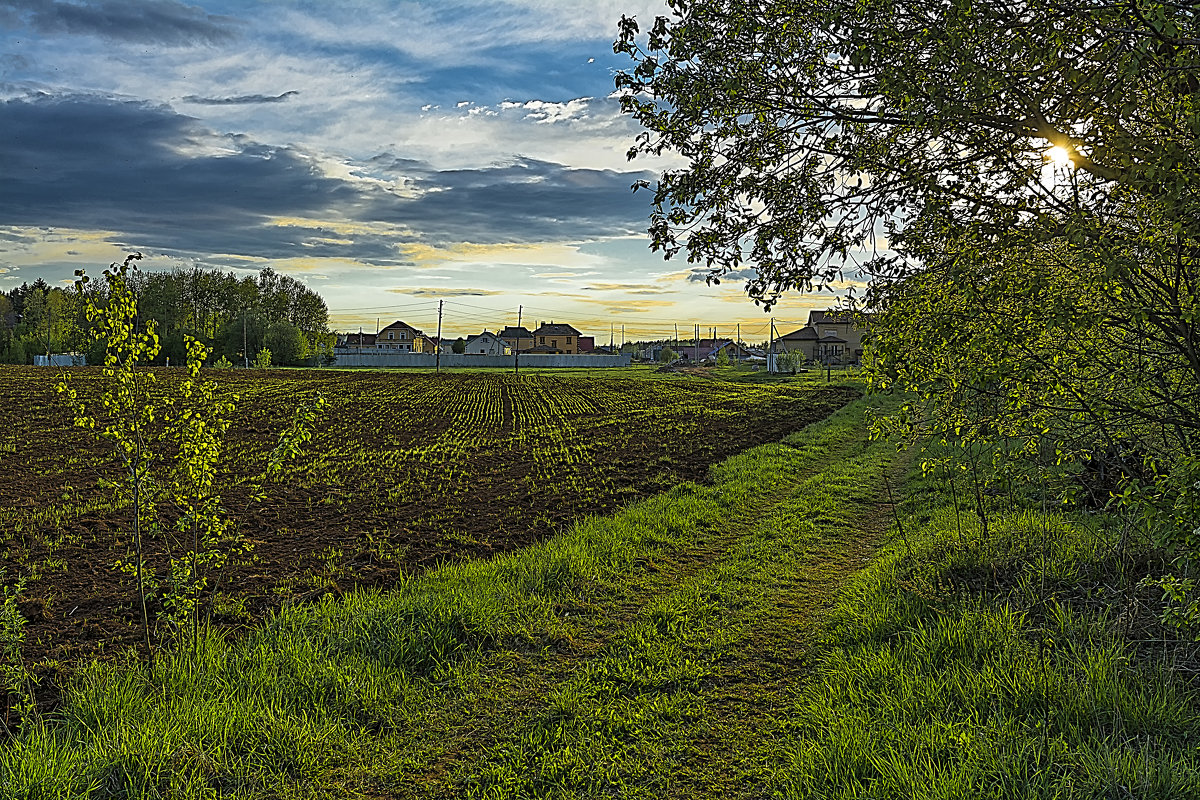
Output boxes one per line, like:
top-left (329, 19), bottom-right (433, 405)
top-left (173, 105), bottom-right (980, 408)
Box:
top-left (531, 322), bottom-right (582, 354)
top-left (777, 326), bottom-right (849, 363)
top-left (807, 309), bottom-right (870, 362)
top-left (498, 325), bottom-right (534, 353)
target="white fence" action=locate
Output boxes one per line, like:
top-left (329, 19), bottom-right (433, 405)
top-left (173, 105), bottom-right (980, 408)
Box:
top-left (332, 351), bottom-right (631, 369)
top-left (34, 354), bottom-right (88, 367)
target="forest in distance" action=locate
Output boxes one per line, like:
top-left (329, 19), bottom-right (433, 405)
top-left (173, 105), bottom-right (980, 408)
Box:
top-left (0, 265), bottom-right (333, 367)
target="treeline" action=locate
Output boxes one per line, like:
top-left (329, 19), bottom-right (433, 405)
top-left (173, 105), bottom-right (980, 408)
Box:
top-left (0, 266), bottom-right (333, 366)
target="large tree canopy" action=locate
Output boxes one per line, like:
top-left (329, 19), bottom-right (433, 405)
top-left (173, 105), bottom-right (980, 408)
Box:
top-left (616, 1), bottom-right (1200, 452)
top-left (616, 0), bottom-right (1200, 294)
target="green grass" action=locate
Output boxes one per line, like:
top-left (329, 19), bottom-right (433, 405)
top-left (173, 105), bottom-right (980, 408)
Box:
top-left (767, 453), bottom-right (1200, 799)
top-left (4, 388), bottom-right (1197, 798)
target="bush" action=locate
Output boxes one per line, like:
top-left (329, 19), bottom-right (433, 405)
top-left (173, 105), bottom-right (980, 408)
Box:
top-left (777, 349), bottom-right (806, 374)
top-left (265, 322), bottom-right (306, 366)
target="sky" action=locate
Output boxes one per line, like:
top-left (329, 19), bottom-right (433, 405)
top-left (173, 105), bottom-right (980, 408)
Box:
top-left (0, 0), bottom-right (855, 343)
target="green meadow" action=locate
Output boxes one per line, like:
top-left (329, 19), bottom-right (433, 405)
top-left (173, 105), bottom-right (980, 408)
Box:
top-left (3, 384), bottom-right (1198, 798)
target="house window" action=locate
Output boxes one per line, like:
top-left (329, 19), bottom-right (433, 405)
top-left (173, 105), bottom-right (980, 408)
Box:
top-left (566, 337), bottom-right (572, 344)
top-left (388, 332), bottom-right (394, 340)
top-left (400, 331), bottom-right (407, 339)
top-left (551, 339), bottom-right (558, 349)
top-left (540, 336), bottom-right (545, 344)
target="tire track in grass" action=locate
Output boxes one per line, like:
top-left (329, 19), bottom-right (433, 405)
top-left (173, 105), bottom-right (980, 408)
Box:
top-left (380, 394), bottom-right (910, 798)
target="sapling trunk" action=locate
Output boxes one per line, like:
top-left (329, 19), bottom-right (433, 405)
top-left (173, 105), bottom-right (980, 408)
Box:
top-left (130, 359), bottom-right (153, 665)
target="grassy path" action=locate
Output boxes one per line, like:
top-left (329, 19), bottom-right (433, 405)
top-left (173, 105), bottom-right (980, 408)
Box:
top-left (361, 394), bottom-right (908, 798)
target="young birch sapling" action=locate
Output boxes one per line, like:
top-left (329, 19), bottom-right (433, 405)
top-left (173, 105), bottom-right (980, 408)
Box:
top-left (58, 254), bottom-right (326, 659)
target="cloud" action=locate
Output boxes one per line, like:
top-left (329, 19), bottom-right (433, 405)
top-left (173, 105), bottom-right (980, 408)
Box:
top-left (389, 287), bottom-right (504, 297)
top-left (362, 154), bottom-right (655, 245)
top-left (574, 296), bottom-right (676, 312)
top-left (502, 97), bottom-right (593, 125)
top-left (581, 282), bottom-right (671, 294)
top-left (181, 90), bottom-right (299, 105)
top-left (686, 266), bottom-right (759, 283)
top-left (0, 93), bottom-right (656, 264)
top-left (2, 0), bottom-right (241, 44)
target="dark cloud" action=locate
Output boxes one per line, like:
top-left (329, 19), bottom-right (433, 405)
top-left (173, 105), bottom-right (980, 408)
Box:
top-left (0, 54), bottom-right (31, 76)
top-left (0, 0), bottom-right (239, 44)
top-left (1, 93), bottom-right (370, 260)
top-left (181, 91), bottom-right (299, 105)
top-left (0, 94), bottom-right (657, 265)
top-left (396, 288), bottom-right (504, 297)
top-left (366, 156), bottom-right (655, 245)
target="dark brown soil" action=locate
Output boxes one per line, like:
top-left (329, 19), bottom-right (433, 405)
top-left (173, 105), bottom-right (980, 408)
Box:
top-left (0, 366), bottom-right (857, 718)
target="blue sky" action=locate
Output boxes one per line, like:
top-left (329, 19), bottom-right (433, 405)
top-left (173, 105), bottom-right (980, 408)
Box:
top-left (0, 0), bottom-right (851, 341)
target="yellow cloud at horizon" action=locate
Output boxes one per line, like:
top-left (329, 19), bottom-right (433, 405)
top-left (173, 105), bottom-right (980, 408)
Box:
top-left (399, 241), bottom-right (606, 269)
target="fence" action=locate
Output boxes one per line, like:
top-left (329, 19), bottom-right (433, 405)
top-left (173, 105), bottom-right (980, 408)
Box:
top-left (33, 354), bottom-right (88, 367)
top-left (332, 351), bottom-right (631, 369)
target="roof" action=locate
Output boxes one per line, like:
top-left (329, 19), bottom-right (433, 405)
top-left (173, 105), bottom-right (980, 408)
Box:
top-left (379, 320), bottom-right (427, 336)
top-left (779, 327), bottom-right (819, 340)
top-left (339, 332), bottom-right (377, 346)
top-left (466, 331), bottom-right (503, 343)
top-left (809, 309), bottom-right (874, 327)
top-left (532, 322), bottom-right (581, 336)
top-left (498, 326), bottom-right (533, 338)
top-left (809, 309), bottom-right (855, 325)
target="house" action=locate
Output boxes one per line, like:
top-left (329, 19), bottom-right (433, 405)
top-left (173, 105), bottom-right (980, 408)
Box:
top-left (807, 309), bottom-right (870, 362)
top-left (577, 335), bottom-right (595, 353)
top-left (376, 320), bottom-right (435, 353)
top-left (676, 338), bottom-right (753, 362)
top-left (464, 331), bottom-right (511, 356)
top-left (776, 326), bottom-right (848, 363)
top-left (498, 325), bottom-right (534, 353)
top-left (337, 331), bottom-right (377, 349)
top-left (531, 322), bottom-right (582, 354)
top-left (707, 340), bottom-right (757, 362)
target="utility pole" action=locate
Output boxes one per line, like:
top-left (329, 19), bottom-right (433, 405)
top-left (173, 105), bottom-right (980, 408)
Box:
top-left (769, 317), bottom-right (777, 373)
top-left (621, 324), bottom-right (624, 350)
top-left (610, 323), bottom-right (614, 350)
top-left (243, 311), bottom-right (248, 368)
top-left (674, 322), bottom-right (678, 349)
top-left (435, 299), bottom-right (443, 373)
top-left (514, 304), bottom-right (521, 376)
top-left (694, 323), bottom-right (700, 363)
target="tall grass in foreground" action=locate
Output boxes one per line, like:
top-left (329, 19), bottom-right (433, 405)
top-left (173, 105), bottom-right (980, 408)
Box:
top-left (771, 459), bottom-right (1200, 799)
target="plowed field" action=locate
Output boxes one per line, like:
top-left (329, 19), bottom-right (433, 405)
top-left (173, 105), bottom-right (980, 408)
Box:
top-left (2, 366), bottom-right (856, 675)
